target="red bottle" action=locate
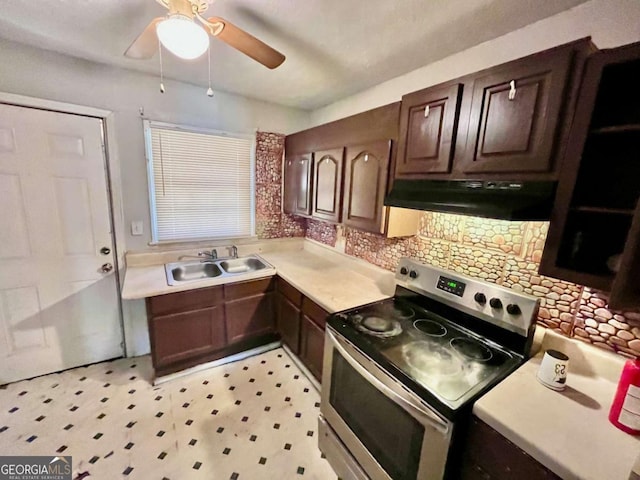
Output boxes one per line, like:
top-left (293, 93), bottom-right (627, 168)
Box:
top-left (609, 359), bottom-right (640, 435)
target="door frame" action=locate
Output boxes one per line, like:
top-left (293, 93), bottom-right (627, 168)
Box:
top-left (0, 91), bottom-right (127, 356)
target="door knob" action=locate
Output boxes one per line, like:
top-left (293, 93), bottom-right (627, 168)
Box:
top-left (101, 263), bottom-right (113, 273)
top-left (100, 247), bottom-right (111, 255)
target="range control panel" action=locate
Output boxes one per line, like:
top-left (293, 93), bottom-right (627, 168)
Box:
top-left (437, 276), bottom-right (466, 297)
top-left (395, 258), bottom-right (539, 337)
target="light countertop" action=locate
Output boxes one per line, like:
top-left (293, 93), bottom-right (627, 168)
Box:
top-left (121, 238), bottom-right (395, 313)
top-left (474, 330), bottom-right (640, 480)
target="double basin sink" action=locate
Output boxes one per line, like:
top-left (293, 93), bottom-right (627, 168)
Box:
top-left (165, 255), bottom-right (272, 286)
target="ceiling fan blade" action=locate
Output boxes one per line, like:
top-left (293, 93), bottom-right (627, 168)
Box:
top-left (124, 17), bottom-right (164, 59)
top-left (205, 16), bottom-right (285, 69)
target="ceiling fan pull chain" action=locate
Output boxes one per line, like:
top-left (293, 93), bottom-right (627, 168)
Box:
top-left (159, 42), bottom-right (166, 93)
top-left (207, 42), bottom-right (214, 97)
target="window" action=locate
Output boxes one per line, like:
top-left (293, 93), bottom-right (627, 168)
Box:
top-left (144, 120), bottom-right (255, 242)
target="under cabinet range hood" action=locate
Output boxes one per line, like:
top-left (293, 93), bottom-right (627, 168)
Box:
top-left (384, 179), bottom-right (558, 221)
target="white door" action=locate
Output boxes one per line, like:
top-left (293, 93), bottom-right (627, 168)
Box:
top-left (0, 103), bottom-right (122, 384)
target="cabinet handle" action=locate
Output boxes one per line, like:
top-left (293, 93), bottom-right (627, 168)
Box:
top-left (508, 80), bottom-right (516, 100)
top-left (424, 105), bottom-right (430, 117)
top-left (287, 160), bottom-right (292, 166)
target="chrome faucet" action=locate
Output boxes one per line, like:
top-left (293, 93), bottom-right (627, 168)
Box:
top-left (229, 245), bottom-right (238, 259)
top-left (198, 249), bottom-right (217, 261)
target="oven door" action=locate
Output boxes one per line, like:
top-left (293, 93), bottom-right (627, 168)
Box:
top-left (321, 327), bottom-right (453, 480)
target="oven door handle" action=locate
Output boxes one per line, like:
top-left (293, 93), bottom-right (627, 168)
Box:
top-left (327, 330), bottom-right (450, 434)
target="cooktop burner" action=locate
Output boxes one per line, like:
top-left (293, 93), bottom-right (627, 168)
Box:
top-left (379, 302), bottom-right (415, 320)
top-left (403, 341), bottom-right (463, 377)
top-left (414, 319), bottom-right (447, 337)
top-left (450, 337), bottom-right (493, 362)
top-left (353, 314), bottom-right (403, 338)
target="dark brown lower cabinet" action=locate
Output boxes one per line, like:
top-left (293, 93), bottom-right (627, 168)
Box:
top-left (300, 314), bottom-right (325, 380)
top-left (276, 279), bottom-right (329, 382)
top-left (147, 278), bottom-right (277, 377)
top-left (149, 306), bottom-right (226, 368)
top-left (277, 294), bottom-right (301, 354)
top-left (461, 417), bottom-right (561, 480)
top-left (225, 278), bottom-right (276, 344)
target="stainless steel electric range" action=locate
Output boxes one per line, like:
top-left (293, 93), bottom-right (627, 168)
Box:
top-left (319, 259), bottom-right (539, 480)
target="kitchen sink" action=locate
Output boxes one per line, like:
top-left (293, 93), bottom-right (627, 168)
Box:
top-left (219, 257), bottom-right (269, 274)
top-left (165, 255), bottom-right (272, 285)
top-left (165, 261), bottom-right (223, 285)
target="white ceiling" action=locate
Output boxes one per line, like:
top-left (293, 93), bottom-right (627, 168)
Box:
top-left (0, 0), bottom-right (590, 110)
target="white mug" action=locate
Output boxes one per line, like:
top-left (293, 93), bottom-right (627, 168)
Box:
top-left (537, 349), bottom-right (569, 391)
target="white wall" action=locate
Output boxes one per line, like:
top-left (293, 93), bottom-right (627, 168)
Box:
top-left (309, 0), bottom-right (640, 126)
top-left (0, 39), bottom-right (309, 357)
top-left (0, 38), bottom-right (310, 252)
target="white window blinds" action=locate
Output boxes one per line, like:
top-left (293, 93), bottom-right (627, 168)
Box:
top-left (145, 121), bottom-right (255, 242)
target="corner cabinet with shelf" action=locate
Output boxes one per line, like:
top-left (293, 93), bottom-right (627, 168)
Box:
top-left (540, 42), bottom-right (640, 309)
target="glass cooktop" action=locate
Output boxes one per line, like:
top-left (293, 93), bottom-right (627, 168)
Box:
top-left (333, 298), bottom-right (522, 410)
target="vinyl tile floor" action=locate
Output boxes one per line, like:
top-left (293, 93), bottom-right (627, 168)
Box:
top-left (0, 348), bottom-right (338, 480)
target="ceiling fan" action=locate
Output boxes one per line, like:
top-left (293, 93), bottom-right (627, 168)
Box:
top-left (125, 0), bottom-right (285, 69)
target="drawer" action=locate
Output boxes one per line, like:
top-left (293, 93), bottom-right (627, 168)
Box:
top-left (224, 277), bottom-right (275, 301)
top-left (302, 297), bottom-right (329, 329)
top-left (278, 278), bottom-right (303, 306)
top-left (147, 286), bottom-right (224, 317)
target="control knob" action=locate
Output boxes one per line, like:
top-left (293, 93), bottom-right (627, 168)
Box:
top-left (400, 267), bottom-right (408, 275)
top-left (489, 298), bottom-right (503, 309)
top-left (409, 270), bottom-right (418, 279)
top-left (506, 304), bottom-right (521, 315)
top-left (474, 292), bottom-right (487, 305)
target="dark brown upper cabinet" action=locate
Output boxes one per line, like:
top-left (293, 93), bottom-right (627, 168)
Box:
top-left (461, 44), bottom-right (575, 175)
top-left (285, 104), bottom-right (421, 237)
top-left (342, 140), bottom-right (392, 233)
top-left (396, 83), bottom-right (462, 176)
top-left (540, 42), bottom-right (640, 310)
top-left (283, 152), bottom-right (313, 216)
top-left (312, 147), bottom-right (344, 223)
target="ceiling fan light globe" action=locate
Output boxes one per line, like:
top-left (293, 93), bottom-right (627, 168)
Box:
top-left (156, 14), bottom-right (209, 60)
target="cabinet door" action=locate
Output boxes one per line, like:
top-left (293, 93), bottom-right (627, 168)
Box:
top-left (461, 417), bottom-right (561, 480)
top-left (294, 153), bottom-right (313, 216)
top-left (225, 293), bottom-right (275, 344)
top-left (396, 83), bottom-right (462, 176)
top-left (312, 147), bottom-right (344, 222)
top-left (283, 153), bottom-right (312, 216)
top-left (149, 306), bottom-right (226, 368)
top-left (462, 45), bottom-right (574, 174)
top-left (283, 156), bottom-right (297, 214)
top-left (342, 140), bottom-right (391, 233)
top-left (300, 315), bottom-right (325, 381)
top-left (277, 294), bottom-right (301, 354)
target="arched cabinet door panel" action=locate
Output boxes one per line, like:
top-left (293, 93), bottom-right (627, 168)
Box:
top-left (312, 147), bottom-right (344, 223)
top-left (342, 140), bottom-right (391, 233)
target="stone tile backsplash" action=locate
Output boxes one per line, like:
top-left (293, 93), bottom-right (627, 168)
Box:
top-left (310, 212), bottom-right (640, 359)
top-left (255, 132), bottom-right (305, 240)
top-left (254, 135), bottom-right (639, 358)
